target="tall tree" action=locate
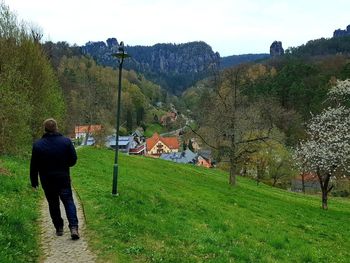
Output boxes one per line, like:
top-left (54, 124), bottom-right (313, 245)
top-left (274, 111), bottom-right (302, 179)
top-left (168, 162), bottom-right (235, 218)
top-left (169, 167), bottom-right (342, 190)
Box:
top-left (188, 139), bottom-right (194, 152)
top-left (136, 107), bottom-right (145, 126)
top-left (0, 2), bottom-right (64, 154)
top-left (191, 65), bottom-right (275, 185)
top-left (57, 56), bottom-right (116, 134)
top-left (245, 136), bottom-right (295, 187)
top-left (295, 79), bottom-right (350, 209)
top-left (126, 110), bottom-right (133, 133)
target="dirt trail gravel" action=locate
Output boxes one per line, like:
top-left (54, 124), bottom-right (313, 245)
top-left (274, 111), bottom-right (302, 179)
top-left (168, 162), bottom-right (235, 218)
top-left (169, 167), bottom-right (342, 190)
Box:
top-left (40, 192), bottom-right (96, 263)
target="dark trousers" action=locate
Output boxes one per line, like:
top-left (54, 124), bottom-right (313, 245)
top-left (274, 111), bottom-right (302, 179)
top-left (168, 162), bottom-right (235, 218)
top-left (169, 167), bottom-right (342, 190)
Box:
top-left (43, 187), bottom-right (79, 229)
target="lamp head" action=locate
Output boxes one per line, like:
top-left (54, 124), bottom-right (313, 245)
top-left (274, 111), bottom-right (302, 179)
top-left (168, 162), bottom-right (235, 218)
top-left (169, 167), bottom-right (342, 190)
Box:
top-left (118, 41), bottom-right (124, 52)
top-left (112, 41), bottom-right (130, 59)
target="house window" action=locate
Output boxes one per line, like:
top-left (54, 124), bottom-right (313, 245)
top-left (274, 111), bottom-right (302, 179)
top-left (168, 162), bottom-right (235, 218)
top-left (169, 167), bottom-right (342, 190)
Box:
top-left (156, 143), bottom-right (164, 153)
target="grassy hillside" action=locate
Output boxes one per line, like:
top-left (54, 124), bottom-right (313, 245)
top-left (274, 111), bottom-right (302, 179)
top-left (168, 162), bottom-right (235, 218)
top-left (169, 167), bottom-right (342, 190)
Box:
top-left (0, 156), bottom-right (41, 263)
top-left (72, 148), bottom-right (350, 263)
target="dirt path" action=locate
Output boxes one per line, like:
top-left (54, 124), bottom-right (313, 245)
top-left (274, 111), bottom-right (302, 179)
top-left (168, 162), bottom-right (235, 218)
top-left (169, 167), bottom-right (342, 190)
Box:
top-left (40, 191), bottom-right (96, 263)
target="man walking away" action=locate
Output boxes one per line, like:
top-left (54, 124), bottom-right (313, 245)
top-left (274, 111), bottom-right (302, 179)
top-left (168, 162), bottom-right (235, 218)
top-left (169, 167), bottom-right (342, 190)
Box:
top-left (30, 118), bottom-right (80, 240)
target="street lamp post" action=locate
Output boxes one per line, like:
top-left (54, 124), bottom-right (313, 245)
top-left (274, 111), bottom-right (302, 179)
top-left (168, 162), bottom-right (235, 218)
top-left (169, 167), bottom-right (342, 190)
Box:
top-left (112, 41), bottom-right (130, 196)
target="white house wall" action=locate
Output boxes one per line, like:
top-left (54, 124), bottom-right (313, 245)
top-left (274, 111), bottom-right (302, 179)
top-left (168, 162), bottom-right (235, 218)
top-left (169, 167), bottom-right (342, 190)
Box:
top-left (149, 140), bottom-right (177, 154)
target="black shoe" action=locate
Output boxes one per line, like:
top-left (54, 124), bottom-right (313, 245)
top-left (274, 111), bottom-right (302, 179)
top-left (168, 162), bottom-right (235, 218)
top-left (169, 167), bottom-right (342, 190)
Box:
top-left (70, 226), bottom-right (80, 240)
top-left (56, 226), bottom-right (63, 236)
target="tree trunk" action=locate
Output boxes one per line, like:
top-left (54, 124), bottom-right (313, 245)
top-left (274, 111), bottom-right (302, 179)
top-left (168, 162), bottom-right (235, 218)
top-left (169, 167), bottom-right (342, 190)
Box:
top-left (228, 76), bottom-right (237, 186)
top-left (301, 173), bottom-right (305, 194)
top-left (84, 124), bottom-right (91, 146)
top-left (322, 190), bottom-right (328, 210)
top-left (242, 166), bottom-right (247, 177)
top-left (228, 135), bottom-right (237, 185)
top-left (317, 170), bottom-right (331, 210)
top-left (228, 124), bottom-right (237, 187)
top-left (272, 177), bottom-right (277, 186)
top-left (229, 163), bottom-right (236, 186)
top-left (256, 163), bottom-right (264, 186)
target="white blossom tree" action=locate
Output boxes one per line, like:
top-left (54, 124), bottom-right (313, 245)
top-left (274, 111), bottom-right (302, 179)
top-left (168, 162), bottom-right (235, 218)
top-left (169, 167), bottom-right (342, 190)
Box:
top-left (295, 79), bottom-right (350, 209)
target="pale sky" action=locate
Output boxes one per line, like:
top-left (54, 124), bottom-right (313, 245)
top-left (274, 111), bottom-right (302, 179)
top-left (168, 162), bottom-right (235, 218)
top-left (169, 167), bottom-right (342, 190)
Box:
top-left (4, 0), bottom-right (350, 56)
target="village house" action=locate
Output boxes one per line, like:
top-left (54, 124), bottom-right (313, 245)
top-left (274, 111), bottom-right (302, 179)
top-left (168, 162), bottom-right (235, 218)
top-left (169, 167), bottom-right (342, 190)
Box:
top-left (74, 124), bottom-right (102, 145)
top-left (129, 144), bottom-right (146, 155)
top-left (146, 133), bottom-right (179, 156)
top-left (160, 111), bottom-right (177, 126)
top-left (131, 129), bottom-right (145, 144)
top-left (291, 173), bottom-right (321, 193)
top-left (106, 135), bottom-right (145, 155)
top-left (106, 135), bottom-right (134, 153)
top-left (292, 173), bottom-right (350, 196)
top-left (160, 149), bottom-right (197, 164)
top-left (75, 125), bottom-right (102, 140)
top-left (105, 129), bottom-right (146, 155)
top-left (197, 150), bottom-right (214, 168)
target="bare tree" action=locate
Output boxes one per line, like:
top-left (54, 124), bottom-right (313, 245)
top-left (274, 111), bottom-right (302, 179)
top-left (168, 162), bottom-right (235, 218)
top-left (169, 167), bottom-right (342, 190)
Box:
top-left (189, 64), bottom-right (274, 186)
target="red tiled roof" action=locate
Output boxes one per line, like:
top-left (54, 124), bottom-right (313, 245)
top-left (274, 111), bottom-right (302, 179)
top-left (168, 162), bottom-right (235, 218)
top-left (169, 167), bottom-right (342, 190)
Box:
top-left (146, 133), bottom-right (160, 151)
top-left (146, 133), bottom-right (179, 151)
top-left (162, 137), bottom-right (180, 149)
top-left (295, 172), bottom-right (318, 182)
top-left (75, 125), bottom-right (102, 134)
top-left (129, 144), bottom-right (146, 154)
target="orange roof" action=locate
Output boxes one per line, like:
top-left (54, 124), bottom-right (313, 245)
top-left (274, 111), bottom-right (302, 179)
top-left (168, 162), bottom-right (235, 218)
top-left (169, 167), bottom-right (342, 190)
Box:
top-left (75, 125), bottom-right (102, 133)
top-left (295, 172), bottom-right (318, 182)
top-left (146, 133), bottom-right (179, 151)
top-left (162, 137), bottom-right (180, 149)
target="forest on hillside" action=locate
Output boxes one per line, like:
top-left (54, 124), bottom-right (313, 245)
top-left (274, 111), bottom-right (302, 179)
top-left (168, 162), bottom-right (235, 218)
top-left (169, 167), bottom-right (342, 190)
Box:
top-left (0, 2), bottom-right (177, 154)
top-left (1, 2), bottom-right (350, 204)
top-left (180, 47), bottom-right (350, 201)
top-left (0, 3), bottom-right (64, 154)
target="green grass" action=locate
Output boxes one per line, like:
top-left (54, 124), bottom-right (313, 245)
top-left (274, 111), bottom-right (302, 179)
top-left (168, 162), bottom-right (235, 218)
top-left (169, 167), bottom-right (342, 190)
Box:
top-left (72, 148), bottom-right (350, 263)
top-left (0, 156), bottom-right (41, 263)
top-left (144, 123), bottom-right (167, 138)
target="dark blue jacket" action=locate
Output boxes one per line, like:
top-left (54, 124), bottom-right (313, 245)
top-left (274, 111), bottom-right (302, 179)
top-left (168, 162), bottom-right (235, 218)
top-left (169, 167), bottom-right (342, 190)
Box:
top-left (30, 132), bottom-right (77, 189)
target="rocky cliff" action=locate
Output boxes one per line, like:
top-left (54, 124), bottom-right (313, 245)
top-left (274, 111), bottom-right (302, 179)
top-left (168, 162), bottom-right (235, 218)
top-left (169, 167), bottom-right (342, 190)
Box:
top-left (333, 25), bottom-right (350, 37)
top-left (270, 41), bottom-right (284, 57)
top-left (82, 39), bottom-right (220, 94)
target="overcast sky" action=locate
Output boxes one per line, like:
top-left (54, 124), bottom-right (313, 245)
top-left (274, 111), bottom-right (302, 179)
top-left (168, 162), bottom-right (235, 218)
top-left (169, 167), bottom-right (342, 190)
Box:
top-left (5, 0), bottom-right (350, 56)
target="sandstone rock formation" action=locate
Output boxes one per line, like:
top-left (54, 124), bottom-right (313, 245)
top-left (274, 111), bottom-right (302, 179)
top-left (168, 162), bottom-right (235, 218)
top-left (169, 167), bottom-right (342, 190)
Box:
top-left (270, 41), bottom-right (284, 57)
